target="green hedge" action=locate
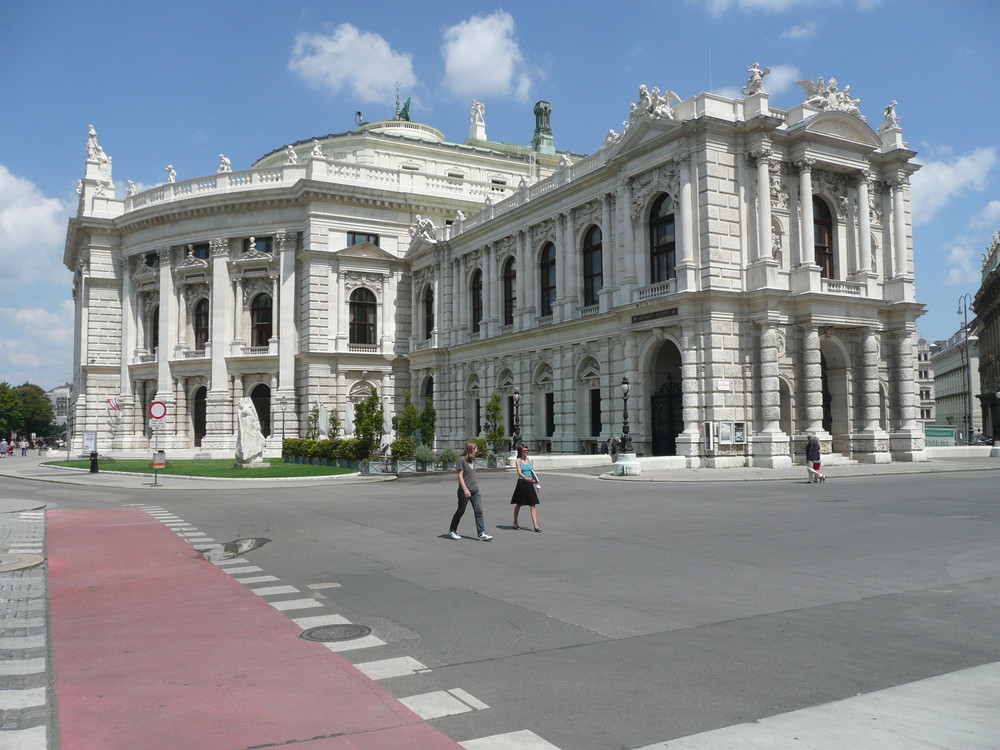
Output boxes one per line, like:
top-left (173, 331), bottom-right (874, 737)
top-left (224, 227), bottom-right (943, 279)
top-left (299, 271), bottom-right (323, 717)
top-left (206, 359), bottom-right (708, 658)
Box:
top-left (284, 438), bottom-right (345, 459)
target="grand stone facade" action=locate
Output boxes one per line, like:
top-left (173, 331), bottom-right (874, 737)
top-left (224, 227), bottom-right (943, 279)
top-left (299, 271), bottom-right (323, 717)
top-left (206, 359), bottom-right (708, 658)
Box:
top-left (65, 70), bottom-right (927, 466)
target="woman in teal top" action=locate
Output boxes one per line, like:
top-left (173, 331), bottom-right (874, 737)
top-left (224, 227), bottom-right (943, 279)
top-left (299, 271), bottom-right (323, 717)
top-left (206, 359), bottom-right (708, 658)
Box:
top-left (510, 444), bottom-right (541, 532)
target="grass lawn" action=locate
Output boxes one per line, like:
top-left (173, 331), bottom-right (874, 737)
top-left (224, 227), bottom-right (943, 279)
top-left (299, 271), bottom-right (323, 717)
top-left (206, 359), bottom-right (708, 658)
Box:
top-left (44, 458), bottom-right (355, 479)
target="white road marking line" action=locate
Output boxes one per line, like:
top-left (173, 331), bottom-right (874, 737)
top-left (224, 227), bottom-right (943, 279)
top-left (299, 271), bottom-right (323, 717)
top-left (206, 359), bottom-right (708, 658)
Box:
top-left (0, 686), bottom-right (46, 710)
top-left (293, 614), bottom-right (351, 628)
top-left (398, 688), bottom-right (488, 720)
top-left (270, 598), bottom-right (323, 612)
top-left (221, 565), bottom-right (263, 575)
top-left (250, 585), bottom-right (300, 597)
top-left (354, 656), bottom-right (431, 680)
top-left (233, 575), bottom-right (280, 585)
top-left (0, 725), bottom-right (46, 749)
top-left (460, 730), bottom-right (562, 749)
top-left (321, 635), bottom-right (387, 652)
top-left (0, 635), bottom-right (46, 650)
top-left (0, 657), bottom-right (46, 676)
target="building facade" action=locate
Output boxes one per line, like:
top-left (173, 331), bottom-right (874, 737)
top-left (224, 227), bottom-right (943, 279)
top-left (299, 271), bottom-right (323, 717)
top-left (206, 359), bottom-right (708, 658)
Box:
top-left (974, 231), bottom-right (1000, 437)
top-left (915, 338), bottom-right (936, 429)
top-left (930, 327), bottom-right (980, 442)
top-left (65, 70), bottom-right (927, 465)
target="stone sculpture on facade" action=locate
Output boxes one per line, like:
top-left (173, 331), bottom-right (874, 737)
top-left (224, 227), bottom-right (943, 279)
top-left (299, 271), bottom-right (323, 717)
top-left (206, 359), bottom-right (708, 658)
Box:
top-left (166, 165), bottom-right (176, 183)
top-left (284, 145), bottom-right (298, 164)
top-left (879, 100), bottom-right (901, 131)
top-left (410, 215), bottom-right (437, 243)
top-left (742, 62), bottom-right (770, 96)
top-left (311, 139), bottom-right (324, 158)
top-left (631, 84), bottom-right (681, 122)
top-left (126, 180), bottom-right (137, 196)
top-left (218, 154), bottom-right (232, 173)
top-left (235, 397), bottom-right (267, 466)
top-left (796, 77), bottom-right (863, 117)
top-left (471, 100), bottom-right (485, 125)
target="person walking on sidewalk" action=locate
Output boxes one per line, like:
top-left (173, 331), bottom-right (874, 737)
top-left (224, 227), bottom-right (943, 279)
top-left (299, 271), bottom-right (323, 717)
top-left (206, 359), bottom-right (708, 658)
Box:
top-left (805, 432), bottom-right (826, 483)
top-left (510, 444), bottom-right (542, 532)
top-left (449, 442), bottom-right (493, 541)
top-left (0, 439), bottom-right (7, 458)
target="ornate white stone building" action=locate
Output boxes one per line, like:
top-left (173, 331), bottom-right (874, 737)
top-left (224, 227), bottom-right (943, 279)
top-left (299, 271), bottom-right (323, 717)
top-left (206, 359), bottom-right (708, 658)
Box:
top-left (65, 70), bottom-right (927, 465)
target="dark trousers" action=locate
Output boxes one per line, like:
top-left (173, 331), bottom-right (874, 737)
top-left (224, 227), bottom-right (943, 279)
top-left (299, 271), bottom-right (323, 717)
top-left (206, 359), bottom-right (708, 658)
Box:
top-left (451, 488), bottom-right (485, 536)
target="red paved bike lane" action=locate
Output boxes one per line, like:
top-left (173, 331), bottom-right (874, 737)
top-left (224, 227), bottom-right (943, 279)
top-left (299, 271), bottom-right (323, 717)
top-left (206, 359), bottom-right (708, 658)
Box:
top-left (47, 508), bottom-right (463, 750)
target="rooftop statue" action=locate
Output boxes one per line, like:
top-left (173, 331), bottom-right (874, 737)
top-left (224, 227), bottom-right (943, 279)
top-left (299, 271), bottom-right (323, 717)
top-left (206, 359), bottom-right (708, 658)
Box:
top-left (533, 101), bottom-right (552, 136)
top-left (410, 214), bottom-right (437, 243)
top-left (399, 96), bottom-right (412, 121)
top-left (471, 100), bottom-right (485, 125)
top-left (284, 145), bottom-right (298, 164)
top-left (218, 154), bottom-right (232, 173)
top-left (742, 62), bottom-right (770, 96)
top-left (631, 84), bottom-right (680, 123)
top-left (879, 100), bottom-right (901, 131)
top-left (126, 180), bottom-right (137, 196)
top-left (796, 77), bottom-right (863, 117)
top-left (311, 139), bottom-right (325, 158)
top-left (166, 165), bottom-right (176, 183)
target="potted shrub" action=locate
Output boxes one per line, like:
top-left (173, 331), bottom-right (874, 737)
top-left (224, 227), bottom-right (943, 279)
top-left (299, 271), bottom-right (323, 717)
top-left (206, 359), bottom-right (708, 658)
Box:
top-left (470, 438), bottom-right (488, 469)
top-left (415, 443), bottom-right (436, 471)
top-left (439, 446), bottom-right (459, 471)
top-left (393, 436), bottom-right (417, 473)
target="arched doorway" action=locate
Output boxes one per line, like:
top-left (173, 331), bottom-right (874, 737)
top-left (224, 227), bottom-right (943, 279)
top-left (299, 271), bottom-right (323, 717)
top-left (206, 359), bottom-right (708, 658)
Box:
top-left (250, 384), bottom-right (271, 437)
top-left (192, 386), bottom-right (207, 447)
top-left (650, 341), bottom-right (683, 455)
top-left (819, 338), bottom-right (851, 443)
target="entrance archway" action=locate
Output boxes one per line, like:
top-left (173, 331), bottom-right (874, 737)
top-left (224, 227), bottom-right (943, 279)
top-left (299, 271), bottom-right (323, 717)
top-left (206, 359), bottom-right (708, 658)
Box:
top-left (650, 341), bottom-right (682, 456)
top-left (192, 386), bottom-right (207, 447)
top-left (250, 384), bottom-right (272, 437)
top-left (819, 337), bottom-right (851, 442)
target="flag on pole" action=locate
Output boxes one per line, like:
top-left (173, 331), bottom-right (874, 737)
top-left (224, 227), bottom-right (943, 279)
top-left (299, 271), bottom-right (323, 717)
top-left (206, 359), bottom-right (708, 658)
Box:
top-left (107, 398), bottom-right (121, 411)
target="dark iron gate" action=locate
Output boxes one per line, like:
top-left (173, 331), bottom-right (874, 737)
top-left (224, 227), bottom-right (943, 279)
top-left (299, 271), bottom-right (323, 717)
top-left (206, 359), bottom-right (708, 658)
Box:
top-left (651, 376), bottom-right (683, 456)
top-left (192, 387), bottom-right (207, 447)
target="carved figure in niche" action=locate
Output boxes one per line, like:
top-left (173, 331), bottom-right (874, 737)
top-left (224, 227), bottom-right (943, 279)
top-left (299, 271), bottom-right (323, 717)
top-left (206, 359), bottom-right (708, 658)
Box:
top-left (218, 154), bottom-right (232, 173)
top-left (166, 165), bottom-right (176, 183)
top-left (311, 139), bottom-right (325, 158)
top-left (410, 215), bottom-right (437, 243)
top-left (880, 100), bottom-right (900, 130)
top-left (471, 99), bottom-right (485, 125)
top-left (284, 145), bottom-right (298, 164)
top-left (127, 180), bottom-right (137, 196)
top-left (742, 61), bottom-right (770, 96)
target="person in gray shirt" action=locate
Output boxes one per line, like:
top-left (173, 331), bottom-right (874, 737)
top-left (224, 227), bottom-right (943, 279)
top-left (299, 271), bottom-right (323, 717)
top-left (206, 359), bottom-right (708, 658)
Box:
top-left (449, 442), bottom-right (493, 541)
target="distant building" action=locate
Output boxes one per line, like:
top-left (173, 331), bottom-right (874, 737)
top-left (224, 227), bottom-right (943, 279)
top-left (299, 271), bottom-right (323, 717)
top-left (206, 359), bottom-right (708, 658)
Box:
top-left (930, 328), bottom-right (980, 442)
top-left (973, 231), bottom-right (1000, 437)
top-left (914, 338), bottom-right (935, 429)
top-left (46, 383), bottom-right (71, 428)
top-left (65, 69), bottom-right (927, 465)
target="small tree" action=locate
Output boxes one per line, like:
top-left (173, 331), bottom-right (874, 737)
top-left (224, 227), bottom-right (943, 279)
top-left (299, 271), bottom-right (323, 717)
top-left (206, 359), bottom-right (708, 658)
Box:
top-left (483, 392), bottom-right (505, 456)
top-left (418, 397), bottom-right (436, 446)
top-left (396, 391), bottom-right (420, 439)
top-left (0, 382), bottom-right (24, 438)
top-left (327, 408), bottom-right (342, 439)
top-left (305, 405), bottom-right (320, 440)
top-left (353, 387), bottom-right (384, 459)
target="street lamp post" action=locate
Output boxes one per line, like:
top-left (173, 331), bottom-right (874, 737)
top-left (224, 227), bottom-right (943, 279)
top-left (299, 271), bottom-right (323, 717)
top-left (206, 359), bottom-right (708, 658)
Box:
top-left (957, 294), bottom-right (974, 445)
top-left (511, 389), bottom-right (521, 448)
top-left (621, 376), bottom-right (633, 454)
top-left (277, 396), bottom-right (289, 447)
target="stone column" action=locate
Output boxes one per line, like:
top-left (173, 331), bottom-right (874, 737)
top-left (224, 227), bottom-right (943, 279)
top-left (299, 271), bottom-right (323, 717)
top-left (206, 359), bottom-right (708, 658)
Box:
top-left (856, 170), bottom-right (872, 275)
top-left (888, 329), bottom-right (926, 462)
top-left (676, 154), bottom-right (697, 292)
top-left (516, 230), bottom-right (528, 327)
top-left (523, 235), bottom-right (537, 324)
top-left (277, 232), bottom-right (296, 395)
top-left (120, 257), bottom-right (134, 397)
top-left (334, 269), bottom-right (345, 349)
top-left (233, 278), bottom-right (244, 346)
top-left (674, 326), bottom-right (703, 466)
top-left (209, 239), bottom-right (230, 393)
top-left (554, 214), bottom-right (566, 321)
top-left (455, 256), bottom-right (465, 340)
top-left (600, 195), bottom-right (614, 310)
top-left (618, 173), bottom-right (637, 297)
top-left (855, 328), bottom-right (891, 463)
top-left (380, 272), bottom-right (392, 349)
top-left (797, 159), bottom-right (816, 266)
top-left (760, 324), bottom-right (781, 433)
top-left (563, 209), bottom-right (577, 318)
top-left (755, 148), bottom-right (773, 263)
top-left (802, 325), bottom-right (825, 435)
top-left (155, 248), bottom-right (175, 402)
top-left (432, 270), bottom-right (441, 346)
top-left (891, 176), bottom-right (908, 278)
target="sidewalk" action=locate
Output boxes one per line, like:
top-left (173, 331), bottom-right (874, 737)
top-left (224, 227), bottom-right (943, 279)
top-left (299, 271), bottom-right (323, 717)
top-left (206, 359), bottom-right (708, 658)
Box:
top-left (0, 452), bottom-right (997, 489)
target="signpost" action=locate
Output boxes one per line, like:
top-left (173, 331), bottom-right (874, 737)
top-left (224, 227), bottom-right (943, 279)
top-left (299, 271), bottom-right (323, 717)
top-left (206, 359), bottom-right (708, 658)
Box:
top-left (149, 401), bottom-right (167, 486)
top-left (924, 424), bottom-right (957, 447)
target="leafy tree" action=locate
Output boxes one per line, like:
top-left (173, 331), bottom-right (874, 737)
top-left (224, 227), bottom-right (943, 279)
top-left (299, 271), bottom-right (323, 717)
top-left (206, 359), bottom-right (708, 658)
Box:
top-left (396, 391), bottom-right (420, 440)
top-left (305, 405), bottom-right (320, 440)
top-left (418, 397), bottom-right (436, 447)
top-left (327, 408), bottom-right (342, 439)
top-left (483, 392), bottom-right (505, 456)
top-left (14, 383), bottom-right (56, 437)
top-left (0, 382), bottom-right (24, 438)
top-left (353, 387), bottom-right (384, 459)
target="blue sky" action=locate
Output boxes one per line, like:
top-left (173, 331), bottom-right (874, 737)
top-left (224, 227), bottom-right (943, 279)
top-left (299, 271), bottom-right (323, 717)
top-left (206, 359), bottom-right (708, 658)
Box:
top-left (1, 0), bottom-right (997, 389)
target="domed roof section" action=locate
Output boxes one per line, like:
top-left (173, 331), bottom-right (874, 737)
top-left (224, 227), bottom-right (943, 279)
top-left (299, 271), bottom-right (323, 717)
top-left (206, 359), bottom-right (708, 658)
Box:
top-left (357, 120), bottom-right (445, 143)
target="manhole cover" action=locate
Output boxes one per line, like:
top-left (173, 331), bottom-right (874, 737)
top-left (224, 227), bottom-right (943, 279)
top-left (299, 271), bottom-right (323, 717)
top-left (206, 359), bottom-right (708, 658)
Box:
top-left (300, 624), bottom-right (372, 642)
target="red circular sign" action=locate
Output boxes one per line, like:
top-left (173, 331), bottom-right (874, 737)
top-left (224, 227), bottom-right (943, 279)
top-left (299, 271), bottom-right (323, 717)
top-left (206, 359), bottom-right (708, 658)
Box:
top-left (149, 401), bottom-right (168, 420)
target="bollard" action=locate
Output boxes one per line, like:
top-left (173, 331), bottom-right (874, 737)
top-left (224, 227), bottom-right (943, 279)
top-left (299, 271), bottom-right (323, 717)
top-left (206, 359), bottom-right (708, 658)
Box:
top-left (89, 451), bottom-right (99, 473)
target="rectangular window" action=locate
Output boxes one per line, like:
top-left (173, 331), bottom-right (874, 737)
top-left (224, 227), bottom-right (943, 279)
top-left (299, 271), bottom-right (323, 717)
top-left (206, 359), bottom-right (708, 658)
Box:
top-left (243, 236), bottom-right (273, 254)
top-left (920, 408), bottom-right (932, 420)
top-left (545, 392), bottom-right (555, 437)
top-left (919, 389), bottom-right (931, 400)
top-left (590, 389), bottom-right (602, 436)
top-left (192, 243), bottom-right (210, 260)
top-left (918, 370), bottom-right (928, 380)
top-left (347, 232), bottom-right (380, 247)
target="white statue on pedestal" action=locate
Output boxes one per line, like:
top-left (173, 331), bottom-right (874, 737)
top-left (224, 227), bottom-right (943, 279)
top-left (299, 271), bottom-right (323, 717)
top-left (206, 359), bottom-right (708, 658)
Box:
top-left (410, 215), bottom-right (437, 243)
top-left (235, 397), bottom-right (266, 464)
top-left (284, 145), bottom-right (298, 164)
top-left (879, 100), bottom-right (901, 131)
top-left (218, 154), bottom-right (232, 173)
top-left (166, 165), bottom-right (176, 183)
top-left (742, 62), bottom-right (770, 96)
top-left (311, 139), bottom-right (325, 158)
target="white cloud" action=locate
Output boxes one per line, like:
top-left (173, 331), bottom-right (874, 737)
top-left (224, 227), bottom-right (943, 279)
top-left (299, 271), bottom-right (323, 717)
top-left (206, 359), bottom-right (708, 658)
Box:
top-left (972, 199), bottom-right (1000, 229)
top-left (0, 300), bottom-right (74, 387)
top-left (441, 12), bottom-right (532, 101)
top-left (782, 20), bottom-right (819, 39)
top-left (766, 64), bottom-right (801, 94)
top-left (942, 238), bottom-right (980, 286)
top-left (289, 24), bottom-right (417, 104)
top-left (0, 165), bottom-right (71, 289)
top-left (701, 0), bottom-right (882, 15)
top-left (910, 147), bottom-right (997, 225)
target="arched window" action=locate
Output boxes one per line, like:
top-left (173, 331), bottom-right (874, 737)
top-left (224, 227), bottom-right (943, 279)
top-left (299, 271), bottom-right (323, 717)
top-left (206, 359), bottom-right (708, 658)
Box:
top-left (502, 257), bottom-right (516, 326)
top-left (582, 225), bottom-right (602, 306)
top-left (349, 288), bottom-right (377, 345)
top-left (149, 306), bottom-right (160, 351)
top-left (649, 194), bottom-right (676, 284)
top-left (540, 242), bottom-right (556, 317)
top-left (470, 269), bottom-right (483, 333)
top-left (193, 298), bottom-right (209, 350)
top-left (813, 196), bottom-right (834, 279)
top-left (423, 285), bottom-right (434, 340)
top-left (250, 293), bottom-right (273, 347)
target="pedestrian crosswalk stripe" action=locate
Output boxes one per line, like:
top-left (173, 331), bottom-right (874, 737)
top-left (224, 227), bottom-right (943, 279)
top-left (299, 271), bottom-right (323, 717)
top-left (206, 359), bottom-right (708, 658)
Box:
top-left (355, 656), bottom-right (430, 680)
top-left (460, 730), bottom-right (562, 749)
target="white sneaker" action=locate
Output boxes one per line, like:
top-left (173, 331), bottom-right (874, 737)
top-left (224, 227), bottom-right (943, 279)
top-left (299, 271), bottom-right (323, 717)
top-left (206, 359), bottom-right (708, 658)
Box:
top-left (479, 532), bottom-right (493, 541)
top-left (448, 531), bottom-right (462, 540)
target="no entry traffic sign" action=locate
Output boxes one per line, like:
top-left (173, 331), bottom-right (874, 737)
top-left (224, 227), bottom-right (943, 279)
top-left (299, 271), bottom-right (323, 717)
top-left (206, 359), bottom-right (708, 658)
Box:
top-left (149, 401), bottom-right (167, 420)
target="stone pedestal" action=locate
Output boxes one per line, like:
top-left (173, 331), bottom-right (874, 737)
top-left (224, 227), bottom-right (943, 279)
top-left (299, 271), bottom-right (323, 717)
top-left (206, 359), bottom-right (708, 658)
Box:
top-left (747, 259), bottom-right (781, 290)
top-left (851, 430), bottom-right (892, 463)
top-left (750, 433), bottom-right (793, 468)
top-left (791, 264), bottom-right (822, 293)
top-left (675, 432), bottom-right (704, 468)
top-left (889, 430), bottom-right (927, 462)
top-left (614, 453), bottom-right (642, 476)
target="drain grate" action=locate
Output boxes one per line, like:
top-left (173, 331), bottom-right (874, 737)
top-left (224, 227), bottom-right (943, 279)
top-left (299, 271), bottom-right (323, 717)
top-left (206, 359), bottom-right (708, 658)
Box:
top-left (300, 624), bottom-right (372, 642)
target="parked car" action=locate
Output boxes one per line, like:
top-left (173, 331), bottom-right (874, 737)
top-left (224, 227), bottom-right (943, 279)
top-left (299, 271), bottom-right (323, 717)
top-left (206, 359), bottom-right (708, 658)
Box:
top-left (974, 434), bottom-right (994, 445)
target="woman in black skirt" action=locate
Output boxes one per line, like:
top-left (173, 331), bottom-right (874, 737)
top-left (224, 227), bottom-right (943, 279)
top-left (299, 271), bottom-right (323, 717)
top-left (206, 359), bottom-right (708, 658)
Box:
top-left (510, 444), bottom-right (541, 532)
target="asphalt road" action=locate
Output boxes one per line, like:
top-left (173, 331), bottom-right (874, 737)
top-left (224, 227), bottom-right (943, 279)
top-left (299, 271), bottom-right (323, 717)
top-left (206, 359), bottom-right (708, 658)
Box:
top-left (10, 467), bottom-right (1000, 749)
